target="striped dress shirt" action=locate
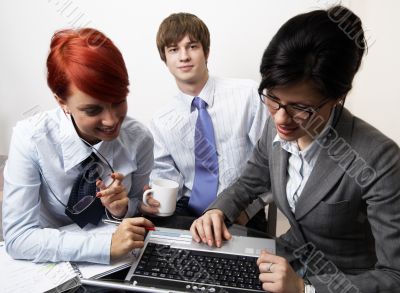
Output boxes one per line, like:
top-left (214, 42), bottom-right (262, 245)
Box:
top-left (149, 76), bottom-right (268, 207)
top-left (273, 111), bottom-right (334, 213)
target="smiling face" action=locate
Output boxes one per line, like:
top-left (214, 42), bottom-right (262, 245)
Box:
top-left (57, 84), bottom-right (127, 144)
top-left (164, 35), bottom-right (209, 92)
top-left (267, 81), bottom-right (337, 150)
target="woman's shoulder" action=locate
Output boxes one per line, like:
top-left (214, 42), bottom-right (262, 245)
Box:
top-left (350, 111), bottom-right (397, 149)
top-left (13, 108), bottom-right (61, 139)
top-left (119, 116), bottom-right (154, 146)
top-left (340, 108), bottom-right (399, 159)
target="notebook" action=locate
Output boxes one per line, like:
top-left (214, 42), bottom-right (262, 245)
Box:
top-left (81, 227), bottom-right (275, 292)
top-left (0, 242), bottom-right (80, 293)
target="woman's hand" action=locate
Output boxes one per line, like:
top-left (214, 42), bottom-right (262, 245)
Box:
top-left (96, 172), bottom-right (129, 218)
top-left (139, 184), bottom-right (160, 215)
top-left (190, 209), bottom-right (232, 248)
top-left (257, 250), bottom-right (304, 293)
top-left (111, 217), bottom-right (154, 259)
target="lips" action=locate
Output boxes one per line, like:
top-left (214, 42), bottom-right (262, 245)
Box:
top-left (97, 125), bottom-right (118, 136)
top-left (178, 65), bottom-right (194, 72)
top-left (277, 124), bottom-right (299, 135)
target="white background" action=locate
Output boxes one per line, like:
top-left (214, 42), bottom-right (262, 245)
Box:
top-left (0, 0), bottom-right (399, 155)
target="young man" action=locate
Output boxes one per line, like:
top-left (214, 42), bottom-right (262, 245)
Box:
top-left (148, 13), bottom-right (270, 227)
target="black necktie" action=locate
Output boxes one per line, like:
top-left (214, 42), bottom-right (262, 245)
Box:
top-left (65, 153), bottom-right (104, 228)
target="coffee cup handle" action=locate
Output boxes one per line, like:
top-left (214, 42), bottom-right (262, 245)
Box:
top-left (142, 189), bottom-right (154, 206)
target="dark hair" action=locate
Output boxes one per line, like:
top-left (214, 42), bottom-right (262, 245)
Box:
top-left (156, 13), bottom-right (210, 62)
top-left (47, 28), bottom-right (129, 102)
top-left (259, 5), bottom-right (366, 101)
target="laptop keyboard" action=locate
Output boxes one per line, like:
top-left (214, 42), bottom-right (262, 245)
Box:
top-left (131, 242), bottom-right (264, 292)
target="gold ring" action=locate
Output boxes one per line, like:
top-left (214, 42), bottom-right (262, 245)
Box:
top-left (267, 262), bottom-right (274, 273)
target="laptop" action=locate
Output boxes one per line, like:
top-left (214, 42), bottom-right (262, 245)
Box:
top-left (121, 226), bottom-right (275, 293)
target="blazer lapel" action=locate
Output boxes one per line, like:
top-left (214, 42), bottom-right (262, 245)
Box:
top-left (294, 108), bottom-right (355, 220)
top-left (270, 125), bottom-right (307, 244)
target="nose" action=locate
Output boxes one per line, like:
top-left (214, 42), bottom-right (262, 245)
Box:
top-left (101, 108), bottom-right (118, 127)
top-left (273, 107), bottom-right (292, 125)
top-left (179, 49), bottom-right (190, 61)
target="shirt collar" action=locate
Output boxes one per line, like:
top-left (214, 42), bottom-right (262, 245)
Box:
top-left (176, 75), bottom-right (216, 113)
top-left (273, 108), bottom-right (335, 164)
top-left (58, 108), bottom-right (117, 172)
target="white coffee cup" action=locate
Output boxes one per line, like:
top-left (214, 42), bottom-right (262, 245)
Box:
top-left (142, 179), bottom-right (179, 216)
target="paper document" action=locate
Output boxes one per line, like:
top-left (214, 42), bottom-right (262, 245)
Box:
top-left (0, 242), bottom-right (79, 293)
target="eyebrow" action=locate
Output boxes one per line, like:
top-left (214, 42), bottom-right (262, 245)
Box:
top-left (268, 93), bottom-right (313, 108)
top-left (78, 104), bottom-right (103, 109)
top-left (78, 104), bottom-right (101, 108)
top-left (166, 40), bottom-right (199, 48)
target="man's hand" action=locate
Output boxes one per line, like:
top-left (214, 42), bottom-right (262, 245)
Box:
top-left (190, 209), bottom-right (232, 248)
top-left (139, 184), bottom-right (160, 215)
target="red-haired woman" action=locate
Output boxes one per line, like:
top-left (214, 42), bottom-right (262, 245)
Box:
top-left (3, 28), bottom-right (158, 263)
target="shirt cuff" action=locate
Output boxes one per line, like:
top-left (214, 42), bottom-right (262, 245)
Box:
top-left (305, 284), bottom-right (316, 293)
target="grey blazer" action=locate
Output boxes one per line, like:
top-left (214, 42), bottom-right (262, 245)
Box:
top-left (210, 108), bottom-right (400, 292)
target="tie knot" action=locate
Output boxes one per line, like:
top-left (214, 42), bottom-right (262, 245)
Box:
top-left (192, 97), bottom-right (207, 110)
top-left (81, 152), bottom-right (99, 169)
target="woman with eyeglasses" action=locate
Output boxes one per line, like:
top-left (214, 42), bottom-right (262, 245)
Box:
top-left (3, 28), bottom-right (158, 263)
top-left (191, 6), bottom-right (400, 293)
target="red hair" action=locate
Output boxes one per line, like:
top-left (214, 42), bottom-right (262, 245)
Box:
top-left (47, 28), bottom-right (129, 102)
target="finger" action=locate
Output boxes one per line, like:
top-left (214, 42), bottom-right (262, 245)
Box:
top-left (107, 198), bottom-right (129, 212)
top-left (259, 271), bottom-right (277, 283)
top-left (124, 217), bottom-right (154, 229)
top-left (258, 262), bottom-right (276, 274)
top-left (111, 172), bottom-right (125, 181)
top-left (261, 279), bottom-right (281, 293)
top-left (96, 179), bottom-right (107, 190)
top-left (190, 222), bottom-right (201, 243)
top-left (257, 251), bottom-right (283, 266)
top-left (132, 241), bottom-right (145, 249)
top-left (221, 222), bottom-right (232, 241)
top-left (97, 185), bottom-right (126, 197)
top-left (140, 204), bottom-right (159, 215)
top-left (194, 219), bottom-right (207, 243)
top-left (146, 196), bottom-right (160, 207)
top-left (211, 214), bottom-right (223, 247)
top-left (143, 184), bottom-right (150, 191)
top-left (124, 225), bottom-right (146, 237)
top-left (100, 190), bottom-right (125, 204)
top-left (203, 217), bottom-right (215, 247)
top-left (100, 193), bottom-right (125, 209)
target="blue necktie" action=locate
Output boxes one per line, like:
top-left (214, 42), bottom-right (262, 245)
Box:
top-left (189, 97), bottom-right (219, 215)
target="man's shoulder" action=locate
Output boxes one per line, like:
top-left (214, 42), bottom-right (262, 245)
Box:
top-left (150, 98), bottom-right (185, 129)
top-left (213, 76), bottom-right (258, 91)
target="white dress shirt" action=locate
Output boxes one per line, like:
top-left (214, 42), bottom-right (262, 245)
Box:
top-left (149, 76), bottom-right (268, 210)
top-left (2, 107), bottom-right (153, 263)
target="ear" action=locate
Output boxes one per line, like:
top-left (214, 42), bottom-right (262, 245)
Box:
top-left (54, 94), bottom-right (70, 114)
top-left (204, 50), bottom-right (209, 63)
top-left (336, 96), bottom-right (346, 106)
